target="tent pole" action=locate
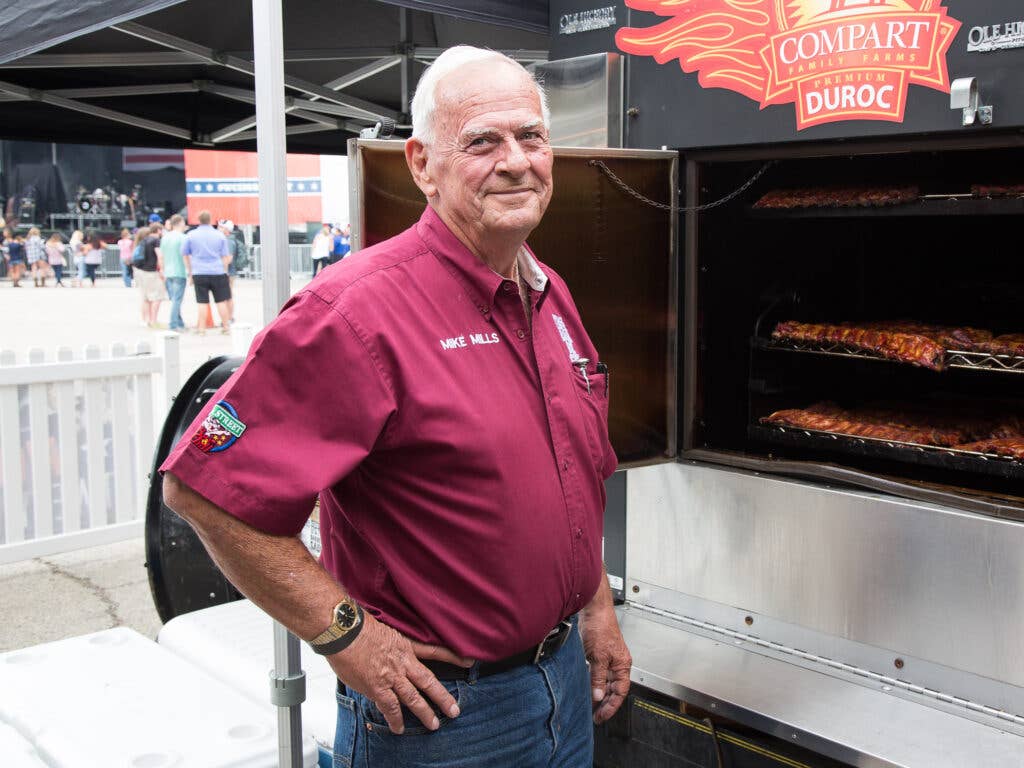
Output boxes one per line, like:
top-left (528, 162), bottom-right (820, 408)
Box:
top-left (252, 1), bottom-right (305, 767)
top-left (252, 0), bottom-right (292, 326)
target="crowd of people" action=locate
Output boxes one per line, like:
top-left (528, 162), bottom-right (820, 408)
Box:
top-left (0, 211), bottom-right (248, 334)
top-left (0, 226), bottom-right (106, 288)
top-left (128, 210), bottom-right (245, 334)
top-left (3, 215), bottom-right (352, 333)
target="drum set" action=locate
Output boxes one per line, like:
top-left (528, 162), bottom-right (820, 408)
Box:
top-left (71, 184), bottom-right (144, 218)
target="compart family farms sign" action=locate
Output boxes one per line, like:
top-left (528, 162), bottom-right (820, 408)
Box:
top-left (616, 0), bottom-right (961, 129)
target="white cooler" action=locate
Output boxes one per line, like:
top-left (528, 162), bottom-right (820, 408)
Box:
top-left (0, 722), bottom-right (48, 768)
top-left (0, 627), bottom-right (319, 768)
top-left (158, 599), bottom-right (339, 752)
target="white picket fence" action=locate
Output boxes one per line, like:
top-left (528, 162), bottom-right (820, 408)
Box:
top-left (0, 334), bottom-right (181, 564)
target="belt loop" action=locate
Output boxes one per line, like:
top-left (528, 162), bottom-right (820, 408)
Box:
top-left (467, 660), bottom-right (481, 685)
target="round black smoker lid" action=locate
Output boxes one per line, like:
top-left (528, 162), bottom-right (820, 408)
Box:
top-left (145, 355), bottom-right (244, 623)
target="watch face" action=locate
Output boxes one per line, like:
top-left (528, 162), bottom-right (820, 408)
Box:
top-left (335, 601), bottom-right (357, 630)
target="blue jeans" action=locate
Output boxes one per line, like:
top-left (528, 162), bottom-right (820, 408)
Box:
top-left (333, 617), bottom-right (592, 768)
top-left (166, 277), bottom-right (187, 330)
top-left (122, 261), bottom-right (133, 287)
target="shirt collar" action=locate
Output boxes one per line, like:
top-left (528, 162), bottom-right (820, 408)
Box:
top-left (416, 205), bottom-right (549, 310)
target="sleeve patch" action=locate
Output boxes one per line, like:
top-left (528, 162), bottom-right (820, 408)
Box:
top-left (191, 400), bottom-right (246, 453)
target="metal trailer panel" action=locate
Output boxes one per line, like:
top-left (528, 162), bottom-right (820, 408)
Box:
top-left (623, 462), bottom-right (1024, 734)
top-left (617, 604), bottom-right (1024, 768)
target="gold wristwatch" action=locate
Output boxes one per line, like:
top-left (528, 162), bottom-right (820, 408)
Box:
top-left (309, 596), bottom-right (364, 655)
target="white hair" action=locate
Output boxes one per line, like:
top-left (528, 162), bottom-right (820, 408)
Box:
top-left (410, 45), bottom-right (550, 145)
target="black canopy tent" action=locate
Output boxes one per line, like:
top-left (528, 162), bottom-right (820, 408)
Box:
top-left (0, 0), bottom-right (549, 153)
top-left (0, 2), bottom-right (550, 764)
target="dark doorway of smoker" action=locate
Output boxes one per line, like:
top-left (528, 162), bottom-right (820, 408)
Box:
top-left (691, 146), bottom-right (1024, 510)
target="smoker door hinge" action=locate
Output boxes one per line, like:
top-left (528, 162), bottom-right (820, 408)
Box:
top-left (628, 601), bottom-right (1024, 727)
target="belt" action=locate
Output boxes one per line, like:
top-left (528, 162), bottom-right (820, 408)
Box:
top-left (423, 620), bottom-right (574, 681)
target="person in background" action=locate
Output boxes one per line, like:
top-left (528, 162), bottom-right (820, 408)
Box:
top-left (26, 227), bottom-right (46, 287)
top-left (311, 222), bottom-right (332, 277)
top-left (45, 232), bottom-right (66, 286)
top-left (218, 219), bottom-right (238, 324)
top-left (136, 223), bottom-right (167, 328)
top-left (69, 229), bottom-right (85, 287)
top-left (132, 229), bottom-right (149, 325)
top-left (6, 230), bottom-right (26, 287)
top-left (183, 210), bottom-right (231, 335)
top-left (0, 228), bottom-right (7, 280)
top-left (161, 216), bottom-right (188, 333)
top-left (82, 230), bottom-right (106, 287)
top-left (117, 228), bottom-right (134, 288)
top-left (330, 224), bottom-right (351, 264)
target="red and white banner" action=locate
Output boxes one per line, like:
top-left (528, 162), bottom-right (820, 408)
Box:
top-left (183, 149), bottom-right (324, 225)
top-left (122, 147), bottom-right (185, 172)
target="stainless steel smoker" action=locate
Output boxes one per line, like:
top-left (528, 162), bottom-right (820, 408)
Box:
top-left (346, 35), bottom-right (1024, 762)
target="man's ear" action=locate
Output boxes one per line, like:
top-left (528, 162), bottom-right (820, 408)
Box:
top-left (405, 138), bottom-right (437, 198)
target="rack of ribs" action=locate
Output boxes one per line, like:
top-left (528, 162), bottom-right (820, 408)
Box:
top-left (772, 321), bottom-right (947, 370)
top-left (953, 437), bottom-right (1024, 460)
top-left (978, 334), bottom-right (1024, 357)
top-left (762, 402), bottom-right (970, 446)
top-left (753, 186), bottom-right (919, 209)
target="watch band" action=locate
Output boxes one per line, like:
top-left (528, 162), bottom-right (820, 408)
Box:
top-left (310, 604), bottom-right (364, 656)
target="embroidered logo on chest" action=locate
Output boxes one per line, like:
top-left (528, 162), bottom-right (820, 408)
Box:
top-left (191, 400), bottom-right (246, 453)
top-left (439, 332), bottom-right (501, 350)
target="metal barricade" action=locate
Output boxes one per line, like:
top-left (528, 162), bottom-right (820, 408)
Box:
top-left (247, 244), bottom-right (313, 279)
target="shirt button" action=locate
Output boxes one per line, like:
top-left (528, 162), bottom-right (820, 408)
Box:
top-left (503, 283), bottom-right (515, 293)
top-left (516, 329), bottom-right (526, 339)
top-left (562, 459), bottom-right (569, 470)
top-left (480, 305), bottom-right (490, 315)
top-left (575, 528), bottom-right (583, 539)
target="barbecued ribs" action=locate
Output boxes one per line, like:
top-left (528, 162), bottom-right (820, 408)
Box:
top-left (753, 186), bottom-right (919, 209)
top-left (772, 321), bottom-right (947, 369)
top-left (954, 438), bottom-right (1024, 460)
top-left (771, 320), bottom-right (1004, 369)
top-left (978, 334), bottom-right (1024, 357)
top-left (860, 321), bottom-right (992, 350)
top-left (762, 402), bottom-right (1024, 459)
top-left (971, 184), bottom-right (1024, 199)
top-left (762, 402), bottom-right (970, 446)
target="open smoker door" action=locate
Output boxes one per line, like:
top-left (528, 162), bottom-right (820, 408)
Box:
top-left (349, 138), bottom-right (679, 606)
top-left (349, 138), bottom-right (680, 467)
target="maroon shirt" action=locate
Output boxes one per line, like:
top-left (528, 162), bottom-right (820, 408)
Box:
top-left (161, 206), bottom-right (616, 660)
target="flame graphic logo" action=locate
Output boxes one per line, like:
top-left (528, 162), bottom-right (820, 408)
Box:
top-left (616, 0), bottom-right (960, 129)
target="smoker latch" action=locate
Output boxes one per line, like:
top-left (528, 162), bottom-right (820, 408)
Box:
top-left (950, 77), bottom-right (993, 127)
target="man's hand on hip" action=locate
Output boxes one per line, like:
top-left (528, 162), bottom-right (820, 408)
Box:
top-left (582, 597), bottom-right (632, 724)
top-left (327, 611), bottom-right (470, 734)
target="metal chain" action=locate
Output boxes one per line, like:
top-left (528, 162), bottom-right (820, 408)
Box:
top-left (588, 158), bottom-right (774, 214)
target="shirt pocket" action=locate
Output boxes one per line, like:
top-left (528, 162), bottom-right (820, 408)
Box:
top-left (570, 362), bottom-right (611, 475)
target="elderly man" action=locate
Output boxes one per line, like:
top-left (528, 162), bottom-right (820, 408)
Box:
top-left (161, 45), bottom-right (629, 767)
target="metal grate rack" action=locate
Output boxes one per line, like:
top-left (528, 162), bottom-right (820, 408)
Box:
top-left (758, 337), bottom-right (1024, 374)
top-left (750, 423), bottom-right (1024, 481)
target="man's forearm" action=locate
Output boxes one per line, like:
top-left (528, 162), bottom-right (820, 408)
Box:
top-left (584, 567), bottom-right (615, 616)
top-left (163, 471), bottom-right (344, 641)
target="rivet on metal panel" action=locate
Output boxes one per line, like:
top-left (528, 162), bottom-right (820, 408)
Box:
top-left (631, 585), bottom-right (640, 594)
top-left (744, 616), bottom-right (753, 626)
top-left (626, 107), bottom-right (639, 118)
top-left (894, 658), bottom-right (905, 669)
